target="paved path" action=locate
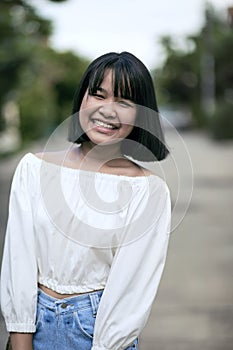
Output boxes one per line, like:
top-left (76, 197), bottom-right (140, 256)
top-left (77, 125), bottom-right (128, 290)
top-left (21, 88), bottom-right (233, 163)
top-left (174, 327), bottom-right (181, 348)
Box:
top-left (0, 131), bottom-right (232, 349)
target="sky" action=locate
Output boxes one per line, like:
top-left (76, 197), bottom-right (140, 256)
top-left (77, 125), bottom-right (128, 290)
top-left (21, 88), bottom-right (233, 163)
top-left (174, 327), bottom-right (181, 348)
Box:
top-left (31, 0), bottom-right (232, 69)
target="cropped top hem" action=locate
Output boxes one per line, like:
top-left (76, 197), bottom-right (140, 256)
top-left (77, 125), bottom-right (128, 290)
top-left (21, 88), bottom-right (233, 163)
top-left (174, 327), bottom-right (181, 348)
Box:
top-left (38, 277), bottom-right (106, 294)
top-left (6, 323), bottom-right (36, 333)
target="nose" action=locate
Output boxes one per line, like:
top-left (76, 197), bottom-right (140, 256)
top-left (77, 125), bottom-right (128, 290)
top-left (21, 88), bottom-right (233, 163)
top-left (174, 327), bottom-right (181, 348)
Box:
top-left (98, 102), bottom-right (117, 119)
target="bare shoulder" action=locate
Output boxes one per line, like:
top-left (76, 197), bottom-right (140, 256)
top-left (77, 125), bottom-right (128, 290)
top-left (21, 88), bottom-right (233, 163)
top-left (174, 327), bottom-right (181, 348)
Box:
top-left (34, 151), bottom-right (67, 163)
top-left (140, 167), bottom-right (155, 177)
top-left (122, 158), bottom-right (156, 177)
top-left (34, 148), bottom-right (81, 168)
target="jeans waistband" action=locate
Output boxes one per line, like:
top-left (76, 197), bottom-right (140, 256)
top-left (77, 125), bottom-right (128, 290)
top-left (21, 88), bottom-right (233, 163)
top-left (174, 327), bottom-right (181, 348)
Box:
top-left (37, 288), bottom-right (103, 316)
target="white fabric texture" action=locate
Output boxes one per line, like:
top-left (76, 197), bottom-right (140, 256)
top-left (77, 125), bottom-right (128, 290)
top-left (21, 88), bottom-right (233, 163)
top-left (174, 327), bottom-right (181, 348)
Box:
top-left (0, 153), bottom-right (171, 349)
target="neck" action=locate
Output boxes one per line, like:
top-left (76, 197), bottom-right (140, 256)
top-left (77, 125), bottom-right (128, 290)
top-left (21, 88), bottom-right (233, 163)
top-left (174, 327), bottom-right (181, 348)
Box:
top-left (80, 141), bottom-right (124, 162)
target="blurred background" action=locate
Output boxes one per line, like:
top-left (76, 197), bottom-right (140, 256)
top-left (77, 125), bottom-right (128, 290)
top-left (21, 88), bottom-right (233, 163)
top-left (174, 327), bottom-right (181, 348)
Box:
top-left (0, 0), bottom-right (232, 349)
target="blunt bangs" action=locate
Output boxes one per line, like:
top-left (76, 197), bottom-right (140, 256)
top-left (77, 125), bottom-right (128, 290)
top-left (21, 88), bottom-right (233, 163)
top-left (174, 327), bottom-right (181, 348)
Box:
top-left (88, 58), bottom-right (137, 103)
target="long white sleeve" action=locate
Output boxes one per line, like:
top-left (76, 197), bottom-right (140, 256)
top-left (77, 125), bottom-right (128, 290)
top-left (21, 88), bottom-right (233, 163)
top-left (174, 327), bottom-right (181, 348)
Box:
top-left (0, 156), bottom-right (38, 332)
top-left (91, 183), bottom-right (171, 350)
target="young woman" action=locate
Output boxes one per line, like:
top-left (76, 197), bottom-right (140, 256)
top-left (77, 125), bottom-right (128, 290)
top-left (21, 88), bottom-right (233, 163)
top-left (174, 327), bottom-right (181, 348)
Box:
top-left (0, 52), bottom-right (171, 350)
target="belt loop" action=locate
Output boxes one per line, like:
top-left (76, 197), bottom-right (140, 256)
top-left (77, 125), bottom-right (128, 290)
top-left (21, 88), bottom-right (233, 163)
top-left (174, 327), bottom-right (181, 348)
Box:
top-left (89, 292), bottom-right (100, 318)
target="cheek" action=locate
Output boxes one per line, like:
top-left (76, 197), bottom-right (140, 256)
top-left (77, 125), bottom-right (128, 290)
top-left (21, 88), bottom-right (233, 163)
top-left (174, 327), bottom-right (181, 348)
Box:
top-left (78, 106), bottom-right (89, 133)
top-left (121, 109), bottom-right (137, 128)
top-left (79, 95), bottom-right (99, 129)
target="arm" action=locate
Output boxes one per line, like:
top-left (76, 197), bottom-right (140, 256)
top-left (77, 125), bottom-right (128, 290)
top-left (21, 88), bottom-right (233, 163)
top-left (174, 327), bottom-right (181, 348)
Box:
top-left (10, 333), bottom-right (33, 350)
top-left (92, 182), bottom-right (171, 350)
top-left (0, 155), bottom-right (38, 335)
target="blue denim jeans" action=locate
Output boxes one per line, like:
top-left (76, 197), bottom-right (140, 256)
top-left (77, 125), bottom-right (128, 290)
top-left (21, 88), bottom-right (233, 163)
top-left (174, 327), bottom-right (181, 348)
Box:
top-left (33, 289), bottom-right (138, 350)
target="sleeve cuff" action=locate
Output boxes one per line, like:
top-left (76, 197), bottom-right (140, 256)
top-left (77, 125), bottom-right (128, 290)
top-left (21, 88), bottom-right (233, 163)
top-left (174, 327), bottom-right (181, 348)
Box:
top-left (6, 323), bottom-right (36, 333)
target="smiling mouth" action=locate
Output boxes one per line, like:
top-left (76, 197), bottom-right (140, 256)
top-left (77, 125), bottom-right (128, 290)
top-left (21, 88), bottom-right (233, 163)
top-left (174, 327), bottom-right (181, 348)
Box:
top-left (92, 119), bottom-right (119, 129)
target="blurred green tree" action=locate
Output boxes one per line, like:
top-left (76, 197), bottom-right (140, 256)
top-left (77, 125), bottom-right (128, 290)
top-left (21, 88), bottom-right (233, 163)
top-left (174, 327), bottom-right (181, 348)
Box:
top-left (0, 0), bottom-right (89, 146)
top-left (154, 4), bottom-right (233, 136)
top-left (0, 0), bottom-right (52, 131)
top-left (51, 50), bottom-right (89, 124)
top-left (17, 46), bottom-right (88, 140)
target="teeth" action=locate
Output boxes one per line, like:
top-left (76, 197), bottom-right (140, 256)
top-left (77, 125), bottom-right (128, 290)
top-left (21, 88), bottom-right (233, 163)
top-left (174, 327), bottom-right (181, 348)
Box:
top-left (93, 119), bottom-right (116, 129)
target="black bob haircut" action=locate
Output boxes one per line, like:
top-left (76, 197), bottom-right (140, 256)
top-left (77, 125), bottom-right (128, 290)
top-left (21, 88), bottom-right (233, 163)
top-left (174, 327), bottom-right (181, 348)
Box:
top-left (68, 51), bottom-right (169, 161)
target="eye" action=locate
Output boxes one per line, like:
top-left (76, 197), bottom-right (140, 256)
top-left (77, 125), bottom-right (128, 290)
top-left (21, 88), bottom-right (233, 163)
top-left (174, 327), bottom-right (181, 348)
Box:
top-left (91, 93), bottom-right (105, 99)
top-left (117, 100), bottom-right (135, 108)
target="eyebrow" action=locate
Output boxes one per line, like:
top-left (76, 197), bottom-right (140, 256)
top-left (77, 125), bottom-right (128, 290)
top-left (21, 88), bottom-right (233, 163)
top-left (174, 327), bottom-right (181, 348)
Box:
top-left (91, 86), bottom-right (133, 101)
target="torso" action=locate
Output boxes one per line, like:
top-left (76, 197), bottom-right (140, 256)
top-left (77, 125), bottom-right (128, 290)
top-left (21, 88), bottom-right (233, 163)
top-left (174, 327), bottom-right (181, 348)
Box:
top-left (36, 144), bottom-right (154, 298)
top-left (38, 283), bottom-right (104, 299)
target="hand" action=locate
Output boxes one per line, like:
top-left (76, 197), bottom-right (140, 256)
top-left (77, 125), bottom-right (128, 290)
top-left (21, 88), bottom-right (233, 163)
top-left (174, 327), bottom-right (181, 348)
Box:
top-left (10, 333), bottom-right (33, 350)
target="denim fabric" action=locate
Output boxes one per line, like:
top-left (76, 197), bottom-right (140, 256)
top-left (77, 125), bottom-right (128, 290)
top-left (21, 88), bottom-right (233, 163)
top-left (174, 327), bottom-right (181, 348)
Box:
top-left (33, 289), bottom-right (138, 350)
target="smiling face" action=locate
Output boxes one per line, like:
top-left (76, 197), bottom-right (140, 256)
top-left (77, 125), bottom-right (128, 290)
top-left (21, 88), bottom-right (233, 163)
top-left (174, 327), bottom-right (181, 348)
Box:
top-left (79, 70), bottom-right (137, 146)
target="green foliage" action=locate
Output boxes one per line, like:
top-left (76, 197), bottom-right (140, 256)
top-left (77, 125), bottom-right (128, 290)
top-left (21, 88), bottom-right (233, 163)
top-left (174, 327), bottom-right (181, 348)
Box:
top-left (0, 0), bottom-right (90, 146)
top-left (154, 4), bottom-right (233, 137)
top-left (19, 77), bottom-right (57, 141)
top-left (52, 51), bottom-right (89, 122)
top-left (0, 0), bottom-right (53, 131)
top-left (214, 30), bottom-right (233, 97)
top-left (209, 100), bottom-right (233, 139)
top-left (16, 46), bottom-right (89, 141)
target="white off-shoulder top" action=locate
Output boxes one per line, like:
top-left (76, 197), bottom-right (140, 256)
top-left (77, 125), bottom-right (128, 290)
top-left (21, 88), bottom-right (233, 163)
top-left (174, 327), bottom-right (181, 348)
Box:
top-left (0, 152), bottom-right (171, 350)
